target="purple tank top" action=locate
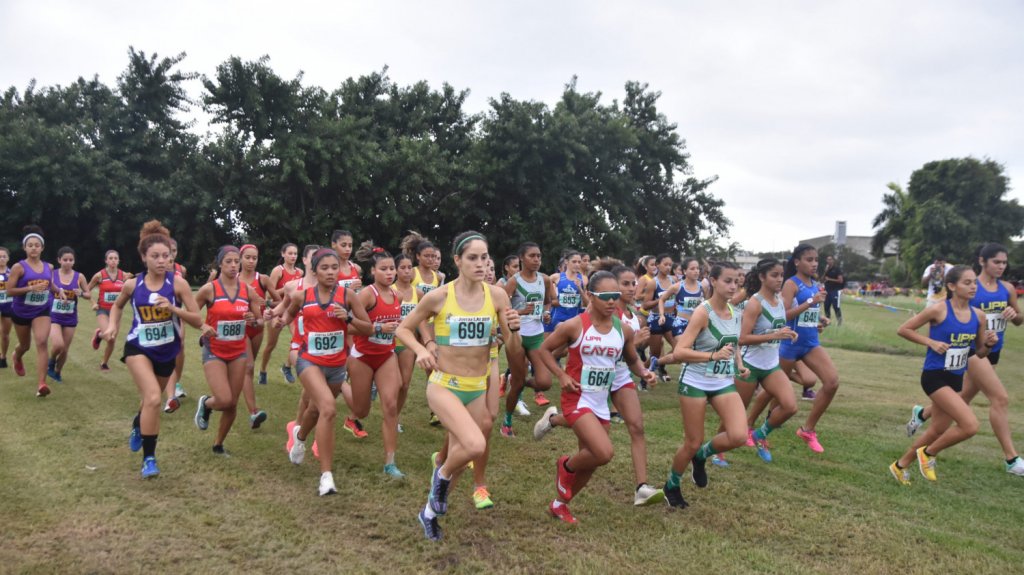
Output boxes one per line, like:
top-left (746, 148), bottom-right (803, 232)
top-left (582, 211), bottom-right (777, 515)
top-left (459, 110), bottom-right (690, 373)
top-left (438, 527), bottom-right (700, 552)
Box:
top-left (126, 272), bottom-right (182, 362)
top-left (50, 269), bottom-right (81, 327)
top-left (12, 259), bottom-right (53, 319)
top-left (0, 268), bottom-right (12, 313)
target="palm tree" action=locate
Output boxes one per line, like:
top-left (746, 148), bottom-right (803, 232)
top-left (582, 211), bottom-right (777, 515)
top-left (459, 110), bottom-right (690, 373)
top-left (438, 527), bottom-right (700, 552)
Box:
top-left (871, 182), bottom-right (911, 258)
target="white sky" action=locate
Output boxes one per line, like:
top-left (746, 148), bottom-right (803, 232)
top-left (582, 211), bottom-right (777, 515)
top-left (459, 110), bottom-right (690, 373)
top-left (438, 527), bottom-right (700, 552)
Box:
top-left (3, 0), bottom-right (1022, 253)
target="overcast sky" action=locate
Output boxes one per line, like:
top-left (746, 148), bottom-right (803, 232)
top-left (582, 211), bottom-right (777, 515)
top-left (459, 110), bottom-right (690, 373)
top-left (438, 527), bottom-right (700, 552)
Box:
top-left (3, 1), bottom-right (1022, 253)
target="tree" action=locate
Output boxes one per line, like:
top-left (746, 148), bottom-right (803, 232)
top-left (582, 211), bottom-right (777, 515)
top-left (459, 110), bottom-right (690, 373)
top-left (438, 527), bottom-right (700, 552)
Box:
top-left (871, 182), bottom-right (911, 259)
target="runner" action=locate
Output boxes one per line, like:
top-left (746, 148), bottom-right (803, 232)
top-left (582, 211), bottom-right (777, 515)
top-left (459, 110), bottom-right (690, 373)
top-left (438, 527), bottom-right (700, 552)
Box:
top-left (778, 244), bottom-right (839, 453)
top-left (889, 265), bottom-right (989, 484)
top-left (906, 243), bottom-right (1024, 476)
top-left (276, 248), bottom-right (372, 496)
top-left (397, 231), bottom-right (521, 541)
top-left (0, 247), bottom-right (12, 368)
top-left (641, 254), bottom-right (675, 381)
top-left (402, 231), bottom-right (443, 295)
top-left (502, 242), bottom-right (553, 437)
top-left (259, 243), bottom-right (302, 384)
top-left (822, 255), bottom-right (844, 326)
top-left (661, 262), bottom-right (750, 509)
top-left (392, 252), bottom-right (424, 435)
top-left (350, 242), bottom-right (406, 478)
top-left (87, 250), bottom-right (132, 372)
top-left (47, 246), bottom-right (91, 383)
top-left (193, 246), bottom-right (260, 454)
top-left (499, 255), bottom-right (520, 287)
top-left (100, 220), bottom-right (202, 477)
top-left (7, 226), bottom-right (57, 396)
top-left (237, 244), bottom-right (273, 428)
top-left (648, 257), bottom-right (702, 376)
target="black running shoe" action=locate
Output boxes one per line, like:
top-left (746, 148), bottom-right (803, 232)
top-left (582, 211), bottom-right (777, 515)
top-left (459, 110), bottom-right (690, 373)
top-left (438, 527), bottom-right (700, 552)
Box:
top-left (664, 485), bottom-right (689, 509)
top-left (691, 456), bottom-right (708, 488)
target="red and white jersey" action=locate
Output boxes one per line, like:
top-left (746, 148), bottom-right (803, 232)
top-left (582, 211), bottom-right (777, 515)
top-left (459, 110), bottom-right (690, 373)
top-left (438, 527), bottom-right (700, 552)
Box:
top-left (353, 285), bottom-right (401, 356)
top-left (299, 286), bottom-right (349, 367)
top-left (613, 307), bottom-right (640, 391)
top-left (204, 280), bottom-right (250, 361)
top-left (337, 263), bottom-right (361, 290)
top-left (563, 312), bottom-right (624, 421)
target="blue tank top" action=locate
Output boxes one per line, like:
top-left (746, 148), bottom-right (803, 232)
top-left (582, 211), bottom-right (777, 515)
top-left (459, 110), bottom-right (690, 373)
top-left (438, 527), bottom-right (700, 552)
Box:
top-left (12, 259), bottom-right (53, 319)
top-left (126, 272), bottom-right (182, 362)
top-left (551, 272), bottom-right (583, 322)
top-left (674, 280), bottom-right (703, 324)
top-left (971, 279), bottom-right (1010, 353)
top-left (653, 275), bottom-right (675, 315)
top-left (923, 300), bottom-right (978, 374)
top-left (782, 276), bottom-right (820, 348)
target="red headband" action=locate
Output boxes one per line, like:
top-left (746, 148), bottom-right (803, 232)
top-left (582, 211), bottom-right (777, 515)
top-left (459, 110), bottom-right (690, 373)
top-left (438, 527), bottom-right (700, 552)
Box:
top-left (240, 244), bottom-right (258, 254)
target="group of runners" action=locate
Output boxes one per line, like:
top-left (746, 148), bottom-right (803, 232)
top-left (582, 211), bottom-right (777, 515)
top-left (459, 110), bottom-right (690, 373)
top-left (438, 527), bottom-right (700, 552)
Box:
top-left (1, 223), bottom-right (1021, 542)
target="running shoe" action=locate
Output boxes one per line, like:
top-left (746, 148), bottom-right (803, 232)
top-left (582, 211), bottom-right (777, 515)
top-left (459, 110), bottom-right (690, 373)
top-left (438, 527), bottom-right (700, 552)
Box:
top-left (312, 440), bottom-right (319, 459)
top-left (889, 462), bottom-right (911, 486)
top-left (796, 427), bottom-right (824, 453)
top-left (515, 399), bottom-right (531, 416)
top-left (548, 501), bottom-right (577, 524)
top-left (535, 391), bottom-right (550, 406)
top-left (428, 465), bottom-right (451, 516)
top-left (429, 412), bottom-right (441, 426)
top-left (91, 329), bottom-right (102, 350)
top-left (430, 451), bottom-right (439, 469)
top-left (370, 382), bottom-right (378, 402)
top-left (174, 382), bottom-right (187, 399)
top-left (745, 428), bottom-right (755, 448)
top-left (533, 406), bottom-right (558, 440)
top-left (384, 463), bottom-right (406, 480)
top-left (634, 483), bottom-right (666, 507)
top-left (916, 446), bottom-right (937, 481)
top-left (51, 371), bottom-right (62, 383)
top-left (281, 364), bottom-right (295, 384)
top-left (212, 444), bottom-right (229, 457)
top-left (1007, 457), bottom-right (1024, 477)
top-left (906, 405), bottom-right (925, 437)
top-left (99, 363), bottom-right (110, 372)
top-left (472, 486), bottom-right (494, 510)
top-left (258, 371), bottom-right (268, 385)
top-left (499, 373), bottom-right (507, 398)
top-left (0, 357), bottom-right (6, 368)
top-left (418, 508), bottom-right (442, 541)
top-left (14, 358), bottom-right (25, 376)
top-left (288, 425), bottom-right (306, 465)
top-left (648, 356), bottom-right (658, 374)
top-left (285, 420), bottom-right (297, 453)
top-left (163, 397), bottom-right (180, 414)
top-left (36, 383), bottom-right (50, 397)
top-left (610, 413), bottom-right (625, 424)
top-left (129, 425), bottom-right (143, 452)
top-left (500, 424), bottom-right (515, 438)
top-left (556, 455), bottom-right (576, 501)
top-left (664, 485), bottom-right (689, 509)
top-left (801, 387), bottom-right (816, 401)
top-left (710, 454), bottom-right (729, 468)
top-left (194, 395), bottom-right (210, 430)
top-left (319, 471), bottom-right (337, 496)
top-left (141, 456), bottom-right (160, 479)
top-left (691, 456), bottom-right (709, 488)
top-left (250, 410), bottom-right (268, 429)
top-left (47, 359), bottom-right (58, 381)
top-left (343, 417), bottom-right (368, 438)
top-left (754, 435), bottom-right (773, 463)
top-left (397, 423), bottom-right (404, 434)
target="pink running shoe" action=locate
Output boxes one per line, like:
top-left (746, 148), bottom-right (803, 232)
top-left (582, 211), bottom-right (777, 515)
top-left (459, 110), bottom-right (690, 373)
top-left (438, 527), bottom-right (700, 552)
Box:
top-left (796, 427), bottom-right (824, 453)
top-left (746, 428), bottom-right (755, 447)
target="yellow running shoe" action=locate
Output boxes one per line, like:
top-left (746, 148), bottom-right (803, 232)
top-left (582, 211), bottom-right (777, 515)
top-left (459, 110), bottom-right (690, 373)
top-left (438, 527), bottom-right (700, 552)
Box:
top-left (472, 486), bottom-right (494, 510)
top-left (916, 446), bottom-right (937, 481)
top-left (889, 462), bottom-right (911, 486)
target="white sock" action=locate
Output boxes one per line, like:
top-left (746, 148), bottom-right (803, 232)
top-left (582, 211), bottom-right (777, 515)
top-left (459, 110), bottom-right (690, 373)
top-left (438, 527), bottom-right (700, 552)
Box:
top-left (423, 503), bottom-right (437, 520)
top-left (552, 500), bottom-right (565, 509)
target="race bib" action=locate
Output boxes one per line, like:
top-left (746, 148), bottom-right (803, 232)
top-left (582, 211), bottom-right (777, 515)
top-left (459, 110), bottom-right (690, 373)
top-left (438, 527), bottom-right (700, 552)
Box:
top-left (52, 298), bottom-right (75, 314)
top-left (527, 293), bottom-right (544, 317)
top-left (448, 316), bottom-right (491, 347)
top-left (400, 302), bottom-right (416, 318)
top-left (797, 307), bottom-right (820, 329)
top-left (0, 290), bottom-right (11, 305)
top-left (418, 283), bottom-right (436, 294)
top-left (369, 323), bottom-right (395, 346)
top-left (307, 330), bottom-right (344, 356)
top-left (581, 366), bottom-right (614, 392)
top-left (138, 321), bottom-right (174, 348)
top-left (25, 290), bottom-right (49, 306)
top-left (680, 297), bottom-right (702, 311)
top-left (762, 328), bottom-right (781, 348)
top-left (104, 291), bottom-right (120, 304)
top-left (705, 357), bottom-right (735, 378)
top-left (944, 346), bottom-right (969, 371)
top-left (558, 292), bottom-right (580, 308)
top-left (216, 320), bottom-right (246, 342)
top-left (339, 279), bottom-right (359, 290)
top-left (986, 312), bottom-right (1007, 334)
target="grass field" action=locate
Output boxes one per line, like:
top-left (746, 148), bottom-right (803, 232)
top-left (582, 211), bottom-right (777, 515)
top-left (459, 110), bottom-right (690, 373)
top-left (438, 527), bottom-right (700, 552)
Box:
top-left (1, 297), bottom-right (1023, 574)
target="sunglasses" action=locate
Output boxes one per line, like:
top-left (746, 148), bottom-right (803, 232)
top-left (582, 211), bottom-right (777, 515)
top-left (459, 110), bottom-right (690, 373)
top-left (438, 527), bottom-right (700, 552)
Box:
top-left (590, 291), bottom-right (622, 301)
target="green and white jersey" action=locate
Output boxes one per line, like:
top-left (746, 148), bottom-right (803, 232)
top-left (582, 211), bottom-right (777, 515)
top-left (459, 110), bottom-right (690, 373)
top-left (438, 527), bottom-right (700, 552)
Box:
top-left (742, 293), bottom-right (787, 370)
top-left (680, 301), bottom-right (740, 391)
top-left (510, 271), bottom-right (546, 337)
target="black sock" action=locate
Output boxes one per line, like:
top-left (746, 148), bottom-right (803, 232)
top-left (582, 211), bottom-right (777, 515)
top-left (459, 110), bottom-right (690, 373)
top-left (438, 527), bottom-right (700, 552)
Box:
top-left (213, 444), bottom-right (225, 454)
top-left (1008, 457), bottom-right (1018, 465)
top-left (132, 412), bottom-right (141, 430)
top-left (636, 483), bottom-right (646, 492)
top-left (142, 434), bottom-right (158, 458)
top-left (923, 447), bottom-right (935, 457)
top-left (894, 462), bottom-right (904, 469)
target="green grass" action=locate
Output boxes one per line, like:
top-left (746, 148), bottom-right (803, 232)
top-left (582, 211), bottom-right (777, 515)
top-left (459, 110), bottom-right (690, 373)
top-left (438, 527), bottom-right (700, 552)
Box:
top-left (1, 303), bottom-right (1023, 574)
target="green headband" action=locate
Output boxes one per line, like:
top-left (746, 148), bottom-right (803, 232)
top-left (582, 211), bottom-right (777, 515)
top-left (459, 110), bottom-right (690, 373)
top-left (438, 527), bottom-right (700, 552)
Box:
top-left (455, 234), bottom-right (484, 254)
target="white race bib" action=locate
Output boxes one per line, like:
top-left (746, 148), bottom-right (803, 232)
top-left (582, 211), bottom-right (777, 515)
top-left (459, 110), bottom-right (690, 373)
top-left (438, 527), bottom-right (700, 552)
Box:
top-left (0, 291), bottom-right (9, 305)
top-left (138, 321), bottom-right (174, 348)
top-left (448, 316), bottom-right (491, 347)
top-left (400, 302), bottom-right (416, 318)
top-left (51, 298), bottom-right (76, 314)
top-left (558, 292), bottom-right (580, 308)
top-left (216, 320), bottom-right (246, 342)
top-left (581, 366), bottom-right (614, 392)
top-left (527, 294), bottom-right (544, 317)
top-left (25, 290), bottom-right (49, 306)
top-left (704, 358), bottom-right (735, 378)
top-left (986, 312), bottom-right (1007, 334)
top-left (104, 291), bottom-right (120, 304)
top-left (418, 283), bottom-right (436, 294)
top-left (797, 307), bottom-right (820, 329)
top-left (680, 296), bottom-right (702, 311)
top-left (307, 330), bottom-right (344, 356)
top-left (369, 324), bottom-right (395, 346)
top-left (944, 346), bottom-right (969, 371)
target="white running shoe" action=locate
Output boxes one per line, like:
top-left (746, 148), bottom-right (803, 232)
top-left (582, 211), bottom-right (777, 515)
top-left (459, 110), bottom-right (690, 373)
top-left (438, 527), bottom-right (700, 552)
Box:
top-left (515, 399), bottom-right (531, 416)
top-left (1007, 457), bottom-right (1024, 476)
top-left (289, 425), bottom-right (306, 465)
top-left (906, 405), bottom-right (925, 437)
top-left (319, 471), bottom-right (337, 496)
top-left (174, 382), bottom-right (187, 399)
top-left (634, 483), bottom-right (666, 506)
top-left (533, 406), bottom-right (558, 441)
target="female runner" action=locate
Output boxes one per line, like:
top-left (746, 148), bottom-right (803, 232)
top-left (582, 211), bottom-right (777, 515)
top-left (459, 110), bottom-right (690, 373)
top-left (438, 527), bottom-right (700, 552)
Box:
top-left (259, 243), bottom-right (302, 384)
top-left (237, 244), bottom-right (273, 428)
top-left (7, 226), bottom-right (57, 396)
top-left (47, 247), bottom-right (91, 383)
top-left (88, 250), bottom-right (132, 371)
top-left (0, 247), bottom-right (12, 368)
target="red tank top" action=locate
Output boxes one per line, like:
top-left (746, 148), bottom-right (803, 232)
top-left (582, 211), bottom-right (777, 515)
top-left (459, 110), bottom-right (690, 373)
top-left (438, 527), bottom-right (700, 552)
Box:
top-left (337, 263), bottom-right (360, 290)
top-left (98, 269), bottom-right (126, 310)
top-left (276, 265), bottom-right (303, 290)
top-left (174, 263), bottom-right (185, 278)
top-left (299, 286), bottom-right (349, 367)
top-left (353, 285), bottom-right (402, 355)
top-left (244, 272), bottom-right (267, 337)
top-left (204, 280), bottom-right (250, 360)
